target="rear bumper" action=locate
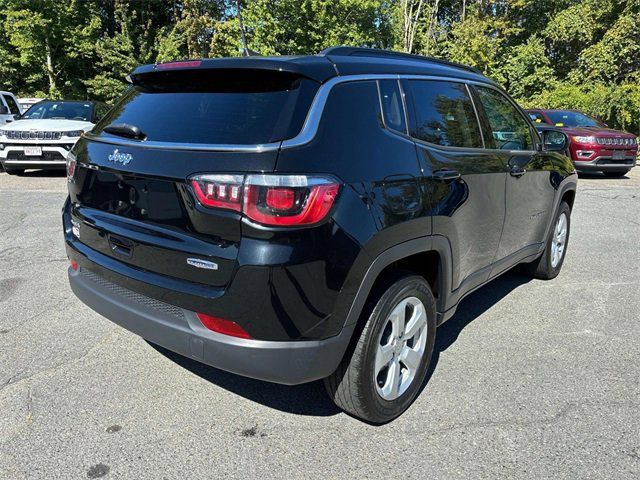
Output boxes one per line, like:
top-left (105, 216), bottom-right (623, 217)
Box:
top-left (68, 266), bottom-right (354, 385)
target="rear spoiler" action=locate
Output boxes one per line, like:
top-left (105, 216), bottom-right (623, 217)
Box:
top-left (128, 56), bottom-right (338, 84)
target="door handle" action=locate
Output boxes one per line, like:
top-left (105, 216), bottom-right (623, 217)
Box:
top-left (509, 165), bottom-right (526, 177)
top-left (432, 169), bottom-right (461, 181)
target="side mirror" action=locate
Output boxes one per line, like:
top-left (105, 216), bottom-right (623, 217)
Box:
top-left (0, 105), bottom-right (9, 115)
top-left (541, 129), bottom-right (568, 152)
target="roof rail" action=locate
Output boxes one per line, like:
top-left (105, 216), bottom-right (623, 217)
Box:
top-left (319, 46), bottom-right (483, 75)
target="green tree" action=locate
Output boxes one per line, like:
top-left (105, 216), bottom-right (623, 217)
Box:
top-left (1, 0), bottom-right (101, 97)
top-left (240, 0), bottom-right (392, 55)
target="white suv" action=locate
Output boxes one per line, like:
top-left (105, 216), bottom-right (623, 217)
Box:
top-left (0, 100), bottom-right (109, 174)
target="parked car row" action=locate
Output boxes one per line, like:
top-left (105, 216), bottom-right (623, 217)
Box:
top-left (0, 97), bottom-right (109, 174)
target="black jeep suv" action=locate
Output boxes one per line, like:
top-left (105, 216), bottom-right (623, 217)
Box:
top-left (63, 47), bottom-right (577, 423)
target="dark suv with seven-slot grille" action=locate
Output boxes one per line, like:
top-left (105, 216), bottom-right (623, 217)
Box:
top-left (64, 47), bottom-right (577, 423)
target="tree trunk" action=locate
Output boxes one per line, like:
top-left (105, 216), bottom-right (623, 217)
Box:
top-left (44, 36), bottom-right (57, 94)
top-left (236, 0), bottom-right (249, 56)
top-left (424, 0), bottom-right (440, 55)
top-left (402, 0), bottom-right (425, 54)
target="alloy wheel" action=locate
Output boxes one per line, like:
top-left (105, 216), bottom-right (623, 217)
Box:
top-left (374, 296), bottom-right (428, 401)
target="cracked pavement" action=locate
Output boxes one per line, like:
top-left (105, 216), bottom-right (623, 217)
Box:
top-left (1, 168), bottom-right (639, 479)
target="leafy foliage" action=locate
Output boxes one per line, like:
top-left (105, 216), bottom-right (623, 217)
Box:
top-left (0, 0), bottom-right (637, 133)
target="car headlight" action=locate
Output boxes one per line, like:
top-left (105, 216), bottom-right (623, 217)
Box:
top-left (572, 136), bottom-right (596, 144)
top-left (62, 130), bottom-right (84, 138)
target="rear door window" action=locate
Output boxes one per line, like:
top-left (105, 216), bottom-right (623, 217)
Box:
top-left (474, 86), bottom-right (534, 151)
top-left (95, 70), bottom-right (319, 145)
top-left (407, 80), bottom-right (483, 148)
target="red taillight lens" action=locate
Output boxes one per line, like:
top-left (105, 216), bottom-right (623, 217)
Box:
top-left (244, 181), bottom-right (339, 226)
top-left (190, 174), bottom-right (244, 212)
top-left (69, 259), bottom-right (78, 271)
top-left (188, 174), bottom-right (340, 227)
top-left (196, 313), bottom-right (251, 339)
top-left (266, 188), bottom-right (296, 210)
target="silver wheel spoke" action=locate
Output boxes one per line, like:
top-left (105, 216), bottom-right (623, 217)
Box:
top-left (402, 302), bottom-right (426, 341)
top-left (375, 343), bottom-right (394, 375)
top-left (382, 359), bottom-right (401, 399)
top-left (389, 300), bottom-right (407, 337)
top-left (400, 346), bottom-right (421, 372)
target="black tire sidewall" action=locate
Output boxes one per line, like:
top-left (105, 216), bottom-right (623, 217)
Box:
top-left (359, 276), bottom-right (436, 422)
top-left (543, 202), bottom-right (571, 276)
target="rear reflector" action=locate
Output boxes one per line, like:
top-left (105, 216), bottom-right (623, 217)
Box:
top-left (69, 259), bottom-right (78, 271)
top-left (189, 174), bottom-right (340, 227)
top-left (66, 155), bottom-right (76, 182)
top-left (196, 313), bottom-right (251, 339)
top-left (156, 60), bottom-right (202, 70)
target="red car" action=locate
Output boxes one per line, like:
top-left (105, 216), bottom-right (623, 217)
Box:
top-left (526, 109), bottom-right (638, 177)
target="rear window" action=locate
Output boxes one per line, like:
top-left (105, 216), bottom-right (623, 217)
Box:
top-left (94, 69), bottom-right (319, 145)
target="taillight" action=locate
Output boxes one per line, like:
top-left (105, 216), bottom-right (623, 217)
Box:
top-left (190, 174), bottom-right (244, 212)
top-left (189, 174), bottom-right (340, 227)
top-left (244, 175), bottom-right (339, 226)
top-left (196, 312), bottom-right (251, 339)
top-left (69, 259), bottom-right (78, 271)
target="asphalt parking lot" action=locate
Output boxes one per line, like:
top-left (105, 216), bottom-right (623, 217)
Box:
top-left (1, 168), bottom-right (639, 479)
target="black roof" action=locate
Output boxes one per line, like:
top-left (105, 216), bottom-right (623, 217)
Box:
top-left (130, 46), bottom-right (493, 85)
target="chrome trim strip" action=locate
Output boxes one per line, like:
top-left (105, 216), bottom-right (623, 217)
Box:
top-left (4, 160), bottom-right (66, 164)
top-left (282, 74), bottom-right (482, 149)
top-left (397, 78), bottom-right (411, 136)
top-left (465, 83), bottom-right (485, 149)
top-left (82, 133), bottom-right (282, 153)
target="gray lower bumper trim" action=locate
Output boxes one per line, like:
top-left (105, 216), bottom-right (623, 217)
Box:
top-left (69, 268), bottom-right (353, 385)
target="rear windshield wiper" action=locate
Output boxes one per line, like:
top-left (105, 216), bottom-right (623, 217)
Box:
top-left (103, 123), bottom-right (146, 140)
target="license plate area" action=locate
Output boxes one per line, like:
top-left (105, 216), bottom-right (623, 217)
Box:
top-left (24, 146), bottom-right (42, 156)
top-left (611, 150), bottom-right (626, 160)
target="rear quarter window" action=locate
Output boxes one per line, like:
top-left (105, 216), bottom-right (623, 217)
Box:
top-left (95, 69), bottom-right (319, 145)
top-left (378, 79), bottom-right (407, 134)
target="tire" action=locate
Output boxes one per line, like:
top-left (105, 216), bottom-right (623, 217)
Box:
top-left (525, 201), bottom-right (571, 279)
top-left (324, 273), bottom-right (437, 423)
top-left (4, 168), bottom-right (24, 175)
top-left (602, 170), bottom-right (629, 178)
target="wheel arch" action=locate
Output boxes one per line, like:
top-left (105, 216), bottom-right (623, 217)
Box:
top-left (343, 236), bottom-right (452, 329)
